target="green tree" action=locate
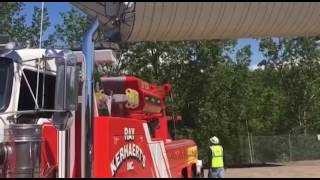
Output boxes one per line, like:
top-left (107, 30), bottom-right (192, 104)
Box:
top-left (54, 8), bottom-right (92, 48)
top-left (0, 2), bottom-right (24, 35)
top-left (1, 3), bottom-right (54, 48)
top-left (258, 37), bottom-right (320, 135)
top-left (0, 2), bottom-right (30, 45)
top-left (28, 6), bottom-right (52, 47)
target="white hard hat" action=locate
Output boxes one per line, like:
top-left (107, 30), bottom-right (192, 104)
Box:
top-left (210, 136), bottom-right (219, 144)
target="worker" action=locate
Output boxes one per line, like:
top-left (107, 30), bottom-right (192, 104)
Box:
top-left (208, 136), bottom-right (224, 178)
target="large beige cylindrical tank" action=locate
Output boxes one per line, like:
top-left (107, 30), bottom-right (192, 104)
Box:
top-left (71, 2), bottom-right (320, 42)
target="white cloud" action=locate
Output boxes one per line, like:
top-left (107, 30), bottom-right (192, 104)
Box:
top-left (249, 64), bottom-right (258, 70)
top-left (249, 64), bottom-right (264, 71)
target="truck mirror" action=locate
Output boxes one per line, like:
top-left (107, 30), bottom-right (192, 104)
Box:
top-left (54, 50), bottom-right (80, 112)
top-left (46, 49), bottom-right (80, 130)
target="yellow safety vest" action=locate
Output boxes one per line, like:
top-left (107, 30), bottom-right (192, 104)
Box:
top-left (210, 145), bottom-right (224, 168)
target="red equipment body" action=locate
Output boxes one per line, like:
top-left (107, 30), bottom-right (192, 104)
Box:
top-left (41, 76), bottom-right (199, 178)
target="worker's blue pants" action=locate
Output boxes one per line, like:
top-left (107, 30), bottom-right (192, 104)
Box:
top-left (209, 167), bottom-right (224, 178)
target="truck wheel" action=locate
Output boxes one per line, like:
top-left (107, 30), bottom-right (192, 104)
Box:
top-left (181, 167), bottom-right (188, 178)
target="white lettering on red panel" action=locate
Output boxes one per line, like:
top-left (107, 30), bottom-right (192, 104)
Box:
top-left (110, 128), bottom-right (146, 176)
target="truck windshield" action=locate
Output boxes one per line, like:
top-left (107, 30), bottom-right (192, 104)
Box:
top-left (0, 58), bottom-right (13, 112)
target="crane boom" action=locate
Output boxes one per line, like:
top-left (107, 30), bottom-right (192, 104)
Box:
top-left (71, 2), bottom-right (320, 42)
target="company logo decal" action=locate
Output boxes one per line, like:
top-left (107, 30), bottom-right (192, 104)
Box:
top-left (110, 128), bottom-right (146, 176)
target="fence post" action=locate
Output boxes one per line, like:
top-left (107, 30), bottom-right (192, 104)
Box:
top-left (250, 133), bottom-right (255, 163)
top-left (288, 133), bottom-right (292, 161)
top-left (247, 132), bottom-right (253, 164)
top-left (246, 119), bottom-right (253, 164)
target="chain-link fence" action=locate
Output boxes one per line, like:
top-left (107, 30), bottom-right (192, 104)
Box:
top-left (238, 134), bottom-right (320, 164)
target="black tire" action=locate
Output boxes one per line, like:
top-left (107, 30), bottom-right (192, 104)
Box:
top-left (181, 167), bottom-right (188, 178)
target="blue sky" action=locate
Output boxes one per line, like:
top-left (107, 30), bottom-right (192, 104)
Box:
top-left (23, 2), bottom-right (72, 41)
top-left (23, 2), bottom-right (263, 67)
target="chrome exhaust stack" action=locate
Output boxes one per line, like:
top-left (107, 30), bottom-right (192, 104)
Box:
top-left (81, 17), bottom-right (99, 178)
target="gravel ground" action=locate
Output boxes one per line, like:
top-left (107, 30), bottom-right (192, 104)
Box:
top-left (203, 160), bottom-right (320, 178)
